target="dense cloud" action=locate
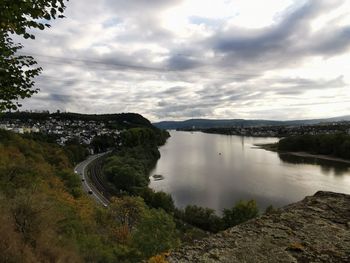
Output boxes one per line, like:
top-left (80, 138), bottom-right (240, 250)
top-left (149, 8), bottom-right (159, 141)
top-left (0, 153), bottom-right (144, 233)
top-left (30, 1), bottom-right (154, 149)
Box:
top-left (20, 0), bottom-right (350, 121)
top-left (207, 1), bottom-right (350, 71)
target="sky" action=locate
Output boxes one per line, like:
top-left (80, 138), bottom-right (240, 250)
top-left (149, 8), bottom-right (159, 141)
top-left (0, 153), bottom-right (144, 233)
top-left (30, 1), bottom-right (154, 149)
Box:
top-left (19, 0), bottom-right (350, 122)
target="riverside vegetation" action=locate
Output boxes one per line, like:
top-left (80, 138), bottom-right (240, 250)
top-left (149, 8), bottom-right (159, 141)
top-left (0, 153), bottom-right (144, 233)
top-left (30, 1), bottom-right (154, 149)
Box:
top-left (278, 133), bottom-right (350, 159)
top-left (103, 127), bottom-right (261, 230)
top-left (0, 125), bottom-right (261, 262)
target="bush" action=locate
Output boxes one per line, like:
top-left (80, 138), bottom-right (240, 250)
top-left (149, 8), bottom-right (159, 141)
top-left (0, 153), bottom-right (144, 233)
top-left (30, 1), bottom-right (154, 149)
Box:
top-left (177, 205), bottom-right (223, 233)
top-left (140, 188), bottom-right (175, 213)
top-left (132, 209), bottom-right (179, 259)
top-left (222, 200), bottom-right (259, 228)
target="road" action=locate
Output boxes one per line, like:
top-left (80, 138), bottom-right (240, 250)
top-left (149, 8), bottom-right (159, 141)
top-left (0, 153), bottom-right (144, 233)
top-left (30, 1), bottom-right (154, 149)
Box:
top-left (74, 152), bottom-right (111, 207)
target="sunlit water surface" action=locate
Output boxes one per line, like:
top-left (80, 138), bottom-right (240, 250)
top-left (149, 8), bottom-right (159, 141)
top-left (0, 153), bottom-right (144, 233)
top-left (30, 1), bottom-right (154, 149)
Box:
top-left (150, 131), bottom-right (350, 213)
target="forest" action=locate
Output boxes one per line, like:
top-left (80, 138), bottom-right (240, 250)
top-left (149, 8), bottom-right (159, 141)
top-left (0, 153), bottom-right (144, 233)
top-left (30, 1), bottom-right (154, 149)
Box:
top-left (278, 133), bottom-right (350, 160)
top-left (0, 130), bottom-right (179, 262)
top-left (0, 128), bottom-right (261, 262)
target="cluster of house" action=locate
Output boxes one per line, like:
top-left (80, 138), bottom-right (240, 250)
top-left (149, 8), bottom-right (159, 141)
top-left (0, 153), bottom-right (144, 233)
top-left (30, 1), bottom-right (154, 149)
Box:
top-left (241, 123), bottom-right (350, 137)
top-left (204, 122), bottom-right (350, 137)
top-left (0, 117), bottom-right (121, 146)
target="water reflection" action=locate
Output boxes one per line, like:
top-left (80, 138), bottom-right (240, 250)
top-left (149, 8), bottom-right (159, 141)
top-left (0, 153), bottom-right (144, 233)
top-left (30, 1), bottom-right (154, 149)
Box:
top-left (278, 153), bottom-right (350, 176)
top-left (150, 131), bottom-right (350, 214)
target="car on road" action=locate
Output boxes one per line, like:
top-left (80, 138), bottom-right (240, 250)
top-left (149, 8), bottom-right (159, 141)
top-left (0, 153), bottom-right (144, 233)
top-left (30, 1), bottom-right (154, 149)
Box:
top-left (88, 190), bottom-right (93, 194)
top-left (81, 178), bottom-right (85, 182)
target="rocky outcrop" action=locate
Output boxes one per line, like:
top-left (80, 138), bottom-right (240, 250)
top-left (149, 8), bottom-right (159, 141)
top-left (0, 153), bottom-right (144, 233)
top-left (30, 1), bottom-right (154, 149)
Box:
top-left (168, 191), bottom-right (350, 262)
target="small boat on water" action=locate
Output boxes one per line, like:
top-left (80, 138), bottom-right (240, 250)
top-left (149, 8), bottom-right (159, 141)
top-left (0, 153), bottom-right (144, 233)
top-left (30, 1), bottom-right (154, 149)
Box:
top-left (152, 174), bottom-right (165, 181)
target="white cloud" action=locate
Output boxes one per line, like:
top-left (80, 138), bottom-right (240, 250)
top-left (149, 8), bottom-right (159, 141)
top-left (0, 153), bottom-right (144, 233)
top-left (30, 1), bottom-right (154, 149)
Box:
top-left (19, 0), bottom-right (350, 121)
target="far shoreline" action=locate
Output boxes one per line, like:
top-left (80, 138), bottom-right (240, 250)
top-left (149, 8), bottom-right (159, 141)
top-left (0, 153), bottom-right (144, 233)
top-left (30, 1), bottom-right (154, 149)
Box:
top-left (256, 143), bottom-right (350, 165)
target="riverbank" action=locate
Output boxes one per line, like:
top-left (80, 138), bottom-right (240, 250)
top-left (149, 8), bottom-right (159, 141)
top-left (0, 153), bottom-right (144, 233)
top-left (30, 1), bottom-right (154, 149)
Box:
top-left (254, 143), bottom-right (278, 151)
top-left (256, 143), bottom-right (350, 165)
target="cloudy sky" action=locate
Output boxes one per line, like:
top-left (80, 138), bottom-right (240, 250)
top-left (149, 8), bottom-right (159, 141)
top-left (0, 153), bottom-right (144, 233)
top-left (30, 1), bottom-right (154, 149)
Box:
top-left (20, 0), bottom-right (350, 121)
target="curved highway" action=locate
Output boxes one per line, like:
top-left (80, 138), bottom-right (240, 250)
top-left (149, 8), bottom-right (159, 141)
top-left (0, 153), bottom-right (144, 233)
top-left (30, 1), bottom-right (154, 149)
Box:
top-left (74, 152), bottom-right (111, 207)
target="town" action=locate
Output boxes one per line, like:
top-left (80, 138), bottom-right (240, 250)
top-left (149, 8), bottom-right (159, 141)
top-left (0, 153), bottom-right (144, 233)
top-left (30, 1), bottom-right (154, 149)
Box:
top-left (184, 122), bottom-right (350, 137)
top-left (0, 112), bottom-right (122, 148)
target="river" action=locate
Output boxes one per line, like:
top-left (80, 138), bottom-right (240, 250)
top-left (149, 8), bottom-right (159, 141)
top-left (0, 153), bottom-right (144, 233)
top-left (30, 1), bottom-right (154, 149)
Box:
top-left (150, 131), bottom-right (350, 213)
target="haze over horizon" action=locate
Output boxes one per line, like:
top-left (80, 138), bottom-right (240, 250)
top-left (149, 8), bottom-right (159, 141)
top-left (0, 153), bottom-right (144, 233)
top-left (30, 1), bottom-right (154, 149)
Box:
top-left (19, 0), bottom-right (350, 121)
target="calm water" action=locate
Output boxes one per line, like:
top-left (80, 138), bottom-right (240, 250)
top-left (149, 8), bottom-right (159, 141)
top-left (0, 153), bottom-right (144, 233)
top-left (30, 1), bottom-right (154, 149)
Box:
top-left (150, 131), bottom-right (350, 213)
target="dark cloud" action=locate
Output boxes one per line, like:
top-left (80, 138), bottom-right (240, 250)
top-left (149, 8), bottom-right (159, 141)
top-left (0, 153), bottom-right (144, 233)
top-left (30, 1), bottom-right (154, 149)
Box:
top-left (310, 27), bottom-right (350, 56)
top-left (166, 55), bottom-right (201, 70)
top-left (49, 94), bottom-right (74, 103)
top-left (272, 76), bottom-right (346, 95)
top-left (154, 102), bottom-right (218, 119)
top-left (207, 0), bottom-right (350, 70)
top-left (160, 86), bottom-right (186, 95)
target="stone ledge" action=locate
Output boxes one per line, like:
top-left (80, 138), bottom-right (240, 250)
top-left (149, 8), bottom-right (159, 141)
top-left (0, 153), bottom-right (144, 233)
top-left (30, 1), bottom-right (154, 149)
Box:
top-left (168, 191), bottom-right (350, 263)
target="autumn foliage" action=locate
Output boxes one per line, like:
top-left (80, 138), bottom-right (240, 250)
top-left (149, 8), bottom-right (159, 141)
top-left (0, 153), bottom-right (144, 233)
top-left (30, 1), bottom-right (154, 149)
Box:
top-left (0, 130), bottom-right (179, 262)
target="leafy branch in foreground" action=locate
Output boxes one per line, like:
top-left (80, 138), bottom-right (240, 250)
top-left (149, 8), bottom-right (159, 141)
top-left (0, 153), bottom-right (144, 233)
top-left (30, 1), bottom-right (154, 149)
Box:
top-left (0, 0), bottom-right (68, 111)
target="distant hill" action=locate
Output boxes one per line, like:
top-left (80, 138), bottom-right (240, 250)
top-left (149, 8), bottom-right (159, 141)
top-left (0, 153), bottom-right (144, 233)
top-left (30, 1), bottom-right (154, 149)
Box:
top-left (153, 116), bottom-right (350, 129)
top-left (1, 112), bottom-right (154, 129)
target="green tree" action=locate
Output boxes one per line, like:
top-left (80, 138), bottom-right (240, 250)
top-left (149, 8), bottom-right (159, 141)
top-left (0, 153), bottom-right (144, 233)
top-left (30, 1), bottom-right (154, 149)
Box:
top-left (64, 144), bottom-right (89, 165)
top-left (222, 200), bottom-right (259, 228)
top-left (0, 0), bottom-right (68, 111)
top-left (109, 196), bottom-right (146, 232)
top-left (105, 165), bottom-right (148, 192)
top-left (132, 209), bottom-right (179, 259)
top-left (181, 205), bottom-right (223, 232)
top-left (56, 169), bottom-right (82, 198)
top-left (91, 135), bottom-right (116, 153)
top-left (140, 188), bottom-right (175, 213)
